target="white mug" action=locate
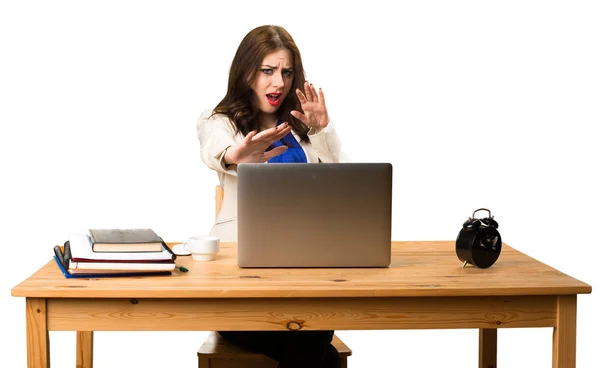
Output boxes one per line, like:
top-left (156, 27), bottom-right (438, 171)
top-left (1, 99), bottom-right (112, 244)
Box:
top-left (183, 236), bottom-right (220, 261)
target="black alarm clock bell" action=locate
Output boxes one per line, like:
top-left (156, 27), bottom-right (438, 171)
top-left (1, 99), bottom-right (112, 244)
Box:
top-left (456, 208), bottom-right (502, 268)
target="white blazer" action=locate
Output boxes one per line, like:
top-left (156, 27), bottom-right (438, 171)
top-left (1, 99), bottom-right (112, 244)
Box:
top-left (196, 109), bottom-right (346, 241)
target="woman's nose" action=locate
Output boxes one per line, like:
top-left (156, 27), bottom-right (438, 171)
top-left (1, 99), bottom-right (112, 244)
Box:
top-left (271, 72), bottom-right (284, 87)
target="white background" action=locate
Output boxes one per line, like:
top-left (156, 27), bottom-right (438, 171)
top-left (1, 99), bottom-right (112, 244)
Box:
top-left (1, 1), bottom-right (598, 367)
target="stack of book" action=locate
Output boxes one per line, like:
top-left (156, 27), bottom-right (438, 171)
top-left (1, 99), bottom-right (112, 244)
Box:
top-left (54, 228), bottom-right (176, 278)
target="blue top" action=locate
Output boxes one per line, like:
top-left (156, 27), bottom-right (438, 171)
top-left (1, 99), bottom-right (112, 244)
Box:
top-left (267, 120), bottom-right (307, 163)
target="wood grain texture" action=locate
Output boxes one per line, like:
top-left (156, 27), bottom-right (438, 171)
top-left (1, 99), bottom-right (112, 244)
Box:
top-left (479, 328), bottom-right (497, 368)
top-left (11, 241), bottom-right (592, 299)
top-left (13, 240), bottom-right (593, 368)
top-left (26, 298), bottom-right (49, 368)
top-left (46, 295), bottom-right (557, 331)
top-left (552, 295), bottom-right (577, 368)
top-left (76, 331), bottom-right (93, 368)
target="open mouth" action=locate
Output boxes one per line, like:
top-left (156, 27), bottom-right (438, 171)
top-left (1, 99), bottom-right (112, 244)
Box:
top-left (266, 93), bottom-right (282, 106)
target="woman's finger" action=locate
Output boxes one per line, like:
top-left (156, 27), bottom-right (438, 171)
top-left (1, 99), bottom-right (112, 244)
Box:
top-left (274, 125), bottom-right (292, 140)
top-left (310, 83), bottom-right (319, 102)
top-left (263, 145), bottom-right (288, 161)
top-left (318, 87), bottom-right (326, 106)
top-left (252, 125), bottom-right (291, 145)
top-left (290, 110), bottom-right (307, 124)
top-left (296, 88), bottom-right (307, 104)
top-left (251, 126), bottom-right (279, 141)
top-left (266, 125), bottom-right (292, 144)
top-left (304, 81), bottom-right (314, 102)
top-left (244, 130), bottom-right (258, 143)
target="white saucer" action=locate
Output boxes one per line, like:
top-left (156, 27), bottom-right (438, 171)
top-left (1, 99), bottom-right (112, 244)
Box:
top-left (171, 243), bottom-right (191, 256)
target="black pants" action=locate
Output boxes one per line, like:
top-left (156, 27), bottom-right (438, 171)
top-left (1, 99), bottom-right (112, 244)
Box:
top-left (218, 330), bottom-right (341, 368)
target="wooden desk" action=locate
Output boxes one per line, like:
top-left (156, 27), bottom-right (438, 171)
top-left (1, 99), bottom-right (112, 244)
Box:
top-left (11, 241), bottom-right (592, 368)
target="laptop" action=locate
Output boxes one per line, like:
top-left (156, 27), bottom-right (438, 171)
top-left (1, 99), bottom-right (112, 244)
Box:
top-left (237, 163), bottom-right (392, 268)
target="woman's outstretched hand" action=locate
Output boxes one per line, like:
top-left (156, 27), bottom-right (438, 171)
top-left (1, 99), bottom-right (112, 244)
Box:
top-left (291, 81), bottom-right (329, 133)
top-left (223, 122), bottom-right (293, 165)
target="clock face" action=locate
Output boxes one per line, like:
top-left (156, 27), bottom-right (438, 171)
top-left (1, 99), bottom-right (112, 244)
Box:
top-left (456, 226), bottom-right (502, 268)
top-left (478, 232), bottom-right (500, 251)
top-left (471, 227), bottom-right (502, 268)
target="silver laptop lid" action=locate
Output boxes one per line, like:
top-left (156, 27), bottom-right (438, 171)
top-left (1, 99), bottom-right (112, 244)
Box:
top-left (237, 163), bottom-right (392, 268)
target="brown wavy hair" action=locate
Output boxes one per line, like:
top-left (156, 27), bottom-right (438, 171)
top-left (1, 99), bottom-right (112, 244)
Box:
top-left (212, 25), bottom-right (310, 142)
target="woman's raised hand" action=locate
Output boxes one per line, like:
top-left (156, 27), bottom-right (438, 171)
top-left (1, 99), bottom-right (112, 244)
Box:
top-left (223, 122), bottom-right (293, 165)
top-left (291, 81), bottom-right (329, 133)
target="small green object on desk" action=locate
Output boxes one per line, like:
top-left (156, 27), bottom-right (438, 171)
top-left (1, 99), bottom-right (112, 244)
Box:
top-left (176, 265), bottom-right (189, 272)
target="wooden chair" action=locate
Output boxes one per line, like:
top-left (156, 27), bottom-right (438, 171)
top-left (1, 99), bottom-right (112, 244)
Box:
top-left (197, 186), bottom-right (352, 368)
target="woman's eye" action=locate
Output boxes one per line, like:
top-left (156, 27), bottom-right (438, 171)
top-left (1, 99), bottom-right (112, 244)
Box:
top-left (282, 70), bottom-right (293, 77)
top-left (261, 69), bottom-right (273, 75)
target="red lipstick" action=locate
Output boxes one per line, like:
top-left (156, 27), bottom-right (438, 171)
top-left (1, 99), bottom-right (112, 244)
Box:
top-left (266, 93), bottom-right (282, 106)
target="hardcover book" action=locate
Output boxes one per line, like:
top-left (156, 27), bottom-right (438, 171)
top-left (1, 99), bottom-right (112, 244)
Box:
top-left (88, 228), bottom-right (164, 252)
top-left (69, 233), bottom-right (176, 262)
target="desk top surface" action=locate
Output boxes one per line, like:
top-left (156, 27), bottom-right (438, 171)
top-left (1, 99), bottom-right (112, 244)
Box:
top-left (11, 241), bottom-right (592, 298)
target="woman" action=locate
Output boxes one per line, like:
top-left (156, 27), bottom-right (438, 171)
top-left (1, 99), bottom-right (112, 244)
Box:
top-left (196, 25), bottom-right (344, 368)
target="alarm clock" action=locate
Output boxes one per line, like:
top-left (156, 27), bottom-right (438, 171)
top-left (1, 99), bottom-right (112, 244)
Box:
top-left (456, 208), bottom-right (502, 268)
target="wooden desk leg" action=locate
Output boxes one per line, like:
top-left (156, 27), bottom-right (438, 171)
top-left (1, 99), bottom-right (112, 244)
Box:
top-left (553, 295), bottom-right (577, 368)
top-left (26, 298), bottom-right (49, 368)
top-left (478, 328), bottom-right (497, 368)
top-left (76, 331), bottom-right (94, 368)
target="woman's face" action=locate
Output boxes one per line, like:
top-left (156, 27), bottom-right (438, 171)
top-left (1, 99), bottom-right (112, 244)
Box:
top-left (250, 48), bottom-right (294, 115)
